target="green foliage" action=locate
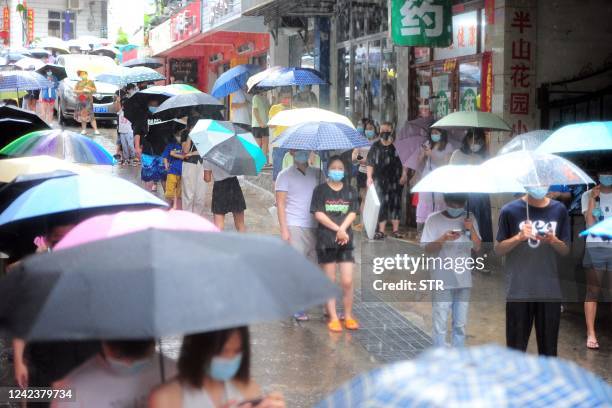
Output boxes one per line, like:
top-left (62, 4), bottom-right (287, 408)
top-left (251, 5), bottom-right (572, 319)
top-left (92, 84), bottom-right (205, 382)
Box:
top-left (116, 28), bottom-right (129, 45)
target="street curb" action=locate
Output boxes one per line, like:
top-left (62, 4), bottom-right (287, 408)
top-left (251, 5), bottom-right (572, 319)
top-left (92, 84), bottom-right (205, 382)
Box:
top-left (244, 172), bottom-right (274, 196)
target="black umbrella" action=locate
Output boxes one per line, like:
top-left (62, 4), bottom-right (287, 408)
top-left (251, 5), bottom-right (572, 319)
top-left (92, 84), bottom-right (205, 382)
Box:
top-left (0, 230), bottom-right (338, 340)
top-left (0, 117), bottom-right (51, 149)
top-left (0, 170), bottom-right (75, 212)
top-left (153, 93), bottom-right (224, 121)
top-left (121, 58), bottom-right (164, 69)
top-left (36, 64), bottom-right (67, 81)
top-left (0, 105), bottom-right (48, 131)
top-left (146, 119), bottom-right (186, 156)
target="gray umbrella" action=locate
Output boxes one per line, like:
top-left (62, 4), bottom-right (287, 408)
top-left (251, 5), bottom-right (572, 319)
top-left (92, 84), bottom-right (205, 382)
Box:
top-left (153, 92), bottom-right (224, 121)
top-left (0, 230), bottom-right (338, 340)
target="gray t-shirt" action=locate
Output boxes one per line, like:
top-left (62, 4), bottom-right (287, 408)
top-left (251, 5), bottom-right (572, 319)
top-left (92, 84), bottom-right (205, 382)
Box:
top-left (275, 165), bottom-right (322, 228)
top-left (420, 210), bottom-right (480, 289)
top-left (496, 199), bottom-right (570, 301)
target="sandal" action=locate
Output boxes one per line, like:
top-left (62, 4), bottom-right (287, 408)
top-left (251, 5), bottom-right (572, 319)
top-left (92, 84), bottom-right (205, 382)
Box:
top-left (586, 339), bottom-right (600, 350)
top-left (391, 231), bottom-right (405, 239)
top-left (328, 319), bottom-right (343, 332)
top-left (373, 232), bottom-right (386, 240)
top-left (345, 318), bottom-right (360, 330)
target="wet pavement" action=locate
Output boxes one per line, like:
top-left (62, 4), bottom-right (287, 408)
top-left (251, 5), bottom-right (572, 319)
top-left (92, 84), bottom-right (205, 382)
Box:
top-left (0, 125), bottom-right (609, 407)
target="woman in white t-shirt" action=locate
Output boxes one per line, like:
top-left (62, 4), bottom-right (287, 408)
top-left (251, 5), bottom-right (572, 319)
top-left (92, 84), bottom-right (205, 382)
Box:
top-left (581, 169), bottom-right (612, 350)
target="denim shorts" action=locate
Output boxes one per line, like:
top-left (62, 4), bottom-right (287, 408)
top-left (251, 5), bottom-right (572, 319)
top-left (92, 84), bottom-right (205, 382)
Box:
top-left (583, 246), bottom-right (612, 270)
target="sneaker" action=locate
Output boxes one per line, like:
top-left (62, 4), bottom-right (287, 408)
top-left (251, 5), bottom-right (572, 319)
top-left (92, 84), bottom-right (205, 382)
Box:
top-left (293, 311), bottom-right (309, 321)
top-left (94, 130), bottom-right (101, 135)
top-left (80, 130), bottom-right (87, 135)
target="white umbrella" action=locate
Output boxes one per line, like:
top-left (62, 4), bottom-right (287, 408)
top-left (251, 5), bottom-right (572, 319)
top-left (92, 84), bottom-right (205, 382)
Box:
top-left (412, 164), bottom-right (526, 194)
top-left (14, 57), bottom-right (44, 71)
top-left (267, 107), bottom-right (355, 129)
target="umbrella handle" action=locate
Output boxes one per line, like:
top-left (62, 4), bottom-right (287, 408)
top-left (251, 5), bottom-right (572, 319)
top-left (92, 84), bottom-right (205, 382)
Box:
top-left (158, 339), bottom-right (165, 382)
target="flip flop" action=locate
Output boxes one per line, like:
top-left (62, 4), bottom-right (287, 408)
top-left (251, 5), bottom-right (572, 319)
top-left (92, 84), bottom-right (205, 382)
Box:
top-left (328, 319), bottom-right (343, 332)
top-left (586, 339), bottom-right (600, 350)
top-left (345, 318), bottom-right (360, 330)
top-left (373, 232), bottom-right (386, 240)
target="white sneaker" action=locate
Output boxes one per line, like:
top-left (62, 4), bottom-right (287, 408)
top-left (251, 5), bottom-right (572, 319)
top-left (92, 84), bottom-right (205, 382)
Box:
top-left (94, 130), bottom-right (101, 135)
top-left (80, 130), bottom-right (87, 135)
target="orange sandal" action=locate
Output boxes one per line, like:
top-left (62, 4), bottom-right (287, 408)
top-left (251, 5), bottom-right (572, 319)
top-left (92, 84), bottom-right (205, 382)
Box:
top-left (345, 318), bottom-right (360, 330)
top-left (328, 319), bottom-right (343, 332)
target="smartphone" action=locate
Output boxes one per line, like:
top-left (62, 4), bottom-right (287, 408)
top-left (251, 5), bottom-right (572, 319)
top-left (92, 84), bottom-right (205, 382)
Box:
top-left (422, 140), bottom-right (431, 149)
top-left (238, 398), bottom-right (264, 407)
top-left (452, 229), bottom-right (463, 233)
top-left (356, 154), bottom-right (364, 160)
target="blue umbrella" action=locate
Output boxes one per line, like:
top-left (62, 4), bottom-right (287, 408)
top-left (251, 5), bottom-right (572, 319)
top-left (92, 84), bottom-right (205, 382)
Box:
top-left (96, 66), bottom-right (165, 87)
top-left (0, 71), bottom-right (53, 91)
top-left (317, 345), bottom-right (612, 408)
top-left (247, 66), bottom-right (327, 92)
top-left (0, 173), bottom-right (167, 229)
top-left (211, 64), bottom-right (262, 99)
top-left (121, 57), bottom-right (164, 69)
top-left (537, 121), bottom-right (612, 154)
top-left (274, 121), bottom-right (369, 151)
top-left (580, 217), bottom-right (612, 240)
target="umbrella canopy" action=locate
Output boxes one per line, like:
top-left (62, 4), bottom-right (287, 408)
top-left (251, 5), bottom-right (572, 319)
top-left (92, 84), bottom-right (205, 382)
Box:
top-left (247, 66), bottom-right (327, 93)
top-left (0, 71), bottom-right (54, 91)
top-left (129, 83), bottom-right (201, 106)
top-left (33, 37), bottom-right (69, 54)
top-left (25, 48), bottom-right (52, 59)
top-left (121, 57), bottom-right (164, 69)
top-left (432, 111), bottom-right (511, 131)
top-left (317, 345), bottom-right (612, 408)
top-left (146, 119), bottom-right (187, 156)
top-left (0, 105), bottom-right (48, 128)
top-left (537, 121), bottom-right (612, 154)
top-left (396, 116), bottom-right (434, 141)
top-left (1, 230), bottom-right (338, 340)
top-left (0, 155), bottom-right (91, 183)
top-left (498, 130), bottom-right (553, 155)
top-left (153, 92), bottom-right (224, 121)
top-left (0, 173), bottom-right (167, 229)
top-left (580, 217), bottom-right (612, 240)
top-left (190, 120), bottom-right (266, 176)
top-left (55, 209), bottom-right (218, 250)
top-left (14, 57), bottom-right (44, 71)
top-left (35, 64), bottom-right (67, 81)
top-left (267, 108), bottom-right (355, 129)
top-left (96, 66), bottom-right (165, 87)
top-left (0, 117), bottom-right (51, 148)
top-left (0, 130), bottom-right (114, 165)
top-left (66, 38), bottom-right (91, 51)
top-left (482, 150), bottom-right (594, 188)
top-left (90, 46), bottom-right (118, 58)
top-left (412, 165), bottom-right (526, 194)
top-left (1, 50), bottom-right (31, 64)
top-left (274, 121), bottom-right (370, 151)
top-left (211, 64), bottom-right (262, 99)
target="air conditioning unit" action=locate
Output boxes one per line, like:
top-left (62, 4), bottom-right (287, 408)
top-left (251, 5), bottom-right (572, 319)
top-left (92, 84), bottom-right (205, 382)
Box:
top-left (237, 42), bottom-right (254, 55)
top-left (209, 53), bottom-right (223, 64)
top-left (67, 0), bottom-right (82, 10)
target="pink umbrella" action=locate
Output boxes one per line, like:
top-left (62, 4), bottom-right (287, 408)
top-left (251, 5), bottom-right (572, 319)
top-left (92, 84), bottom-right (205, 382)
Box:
top-left (55, 209), bottom-right (219, 250)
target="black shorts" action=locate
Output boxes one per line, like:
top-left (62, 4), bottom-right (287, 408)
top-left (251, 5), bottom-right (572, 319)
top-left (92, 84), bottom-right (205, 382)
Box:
top-left (211, 176), bottom-right (247, 215)
top-left (317, 246), bottom-right (355, 264)
top-left (357, 172), bottom-right (367, 189)
top-left (252, 127), bottom-right (268, 139)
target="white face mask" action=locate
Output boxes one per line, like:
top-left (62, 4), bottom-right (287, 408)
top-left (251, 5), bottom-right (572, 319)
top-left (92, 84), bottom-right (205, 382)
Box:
top-left (470, 143), bottom-right (482, 153)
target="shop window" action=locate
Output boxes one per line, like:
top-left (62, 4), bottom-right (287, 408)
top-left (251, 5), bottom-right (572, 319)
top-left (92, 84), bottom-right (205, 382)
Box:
top-left (351, 5), bottom-right (367, 39)
top-left (352, 42), bottom-right (367, 122)
top-left (336, 7), bottom-right (350, 43)
top-left (368, 40), bottom-right (381, 122)
top-left (432, 65), bottom-right (452, 120)
top-left (337, 47), bottom-right (350, 118)
top-left (381, 39), bottom-right (397, 125)
top-left (48, 11), bottom-right (75, 40)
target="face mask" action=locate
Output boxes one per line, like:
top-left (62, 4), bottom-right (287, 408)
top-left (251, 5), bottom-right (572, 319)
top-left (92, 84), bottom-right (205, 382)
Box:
top-left (356, 126), bottom-right (364, 135)
top-left (106, 356), bottom-right (152, 376)
top-left (599, 174), bottom-right (612, 187)
top-left (431, 133), bottom-right (441, 143)
top-left (46, 71), bottom-right (52, 77)
top-left (365, 130), bottom-right (376, 139)
top-left (526, 186), bottom-right (548, 200)
top-left (209, 353), bottom-right (242, 381)
top-left (446, 207), bottom-right (465, 218)
top-left (470, 143), bottom-right (482, 153)
top-left (294, 151), bottom-right (310, 164)
top-left (380, 132), bottom-right (393, 141)
top-left (328, 169), bottom-right (345, 182)
top-left (148, 106), bottom-right (158, 114)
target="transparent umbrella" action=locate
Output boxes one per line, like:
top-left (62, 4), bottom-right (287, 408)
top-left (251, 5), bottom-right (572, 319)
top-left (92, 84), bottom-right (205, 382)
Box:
top-left (497, 130), bottom-right (553, 155)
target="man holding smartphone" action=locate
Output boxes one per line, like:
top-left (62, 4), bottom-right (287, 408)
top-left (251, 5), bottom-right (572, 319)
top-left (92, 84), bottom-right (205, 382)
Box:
top-left (495, 185), bottom-right (570, 356)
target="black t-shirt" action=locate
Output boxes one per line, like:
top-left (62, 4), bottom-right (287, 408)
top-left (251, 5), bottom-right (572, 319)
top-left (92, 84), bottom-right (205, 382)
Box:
top-left (366, 141), bottom-right (403, 183)
top-left (496, 198), bottom-right (570, 300)
top-left (310, 183), bottom-right (359, 251)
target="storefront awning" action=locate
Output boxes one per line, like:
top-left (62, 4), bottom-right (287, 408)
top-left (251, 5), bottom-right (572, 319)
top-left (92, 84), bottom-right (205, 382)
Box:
top-left (242, 0), bottom-right (336, 17)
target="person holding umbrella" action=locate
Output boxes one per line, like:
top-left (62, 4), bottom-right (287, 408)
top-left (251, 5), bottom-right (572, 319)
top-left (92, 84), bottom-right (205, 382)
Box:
top-left (269, 87), bottom-right (293, 181)
top-left (203, 160), bottom-right (247, 232)
top-left (73, 70), bottom-right (99, 135)
top-left (149, 327), bottom-right (285, 407)
top-left (39, 69), bottom-right (58, 124)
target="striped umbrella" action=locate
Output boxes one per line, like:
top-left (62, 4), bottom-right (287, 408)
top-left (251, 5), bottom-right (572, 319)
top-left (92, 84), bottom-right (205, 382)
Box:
top-left (273, 121), bottom-right (369, 151)
top-left (0, 130), bottom-right (114, 165)
top-left (247, 66), bottom-right (327, 93)
top-left (0, 71), bottom-right (54, 91)
top-left (189, 119), bottom-right (266, 176)
top-left (96, 66), bottom-right (165, 87)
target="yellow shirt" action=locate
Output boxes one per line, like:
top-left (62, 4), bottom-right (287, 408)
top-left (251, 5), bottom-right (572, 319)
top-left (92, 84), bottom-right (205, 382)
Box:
top-left (268, 103), bottom-right (287, 139)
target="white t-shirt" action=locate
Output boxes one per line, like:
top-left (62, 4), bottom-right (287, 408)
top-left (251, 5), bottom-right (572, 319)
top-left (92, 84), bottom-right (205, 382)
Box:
top-left (117, 109), bottom-right (133, 134)
top-left (275, 165), bottom-right (322, 228)
top-left (52, 353), bottom-right (177, 408)
top-left (203, 160), bottom-right (232, 182)
top-left (420, 210), bottom-right (481, 289)
top-left (231, 89), bottom-right (251, 125)
top-left (581, 190), bottom-right (612, 247)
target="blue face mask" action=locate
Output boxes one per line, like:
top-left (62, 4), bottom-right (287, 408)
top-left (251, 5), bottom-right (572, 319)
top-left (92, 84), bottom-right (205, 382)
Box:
top-left (328, 169), bottom-right (345, 182)
top-left (106, 356), bottom-right (152, 376)
top-left (446, 207), bottom-right (464, 218)
top-left (365, 129), bottom-right (376, 139)
top-left (208, 353), bottom-right (242, 381)
top-left (526, 186), bottom-right (549, 200)
top-left (599, 174), bottom-right (612, 187)
top-left (148, 106), bottom-right (157, 114)
top-left (356, 126), bottom-right (364, 135)
top-left (431, 133), bottom-right (441, 143)
top-left (294, 151), bottom-right (310, 164)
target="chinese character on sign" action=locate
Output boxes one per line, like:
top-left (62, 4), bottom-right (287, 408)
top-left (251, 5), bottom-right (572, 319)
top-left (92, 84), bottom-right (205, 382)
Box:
top-left (436, 90), bottom-right (449, 118)
top-left (457, 26), bottom-right (465, 47)
top-left (510, 93), bottom-right (529, 114)
top-left (461, 88), bottom-right (477, 112)
top-left (391, 0), bottom-right (452, 47)
top-left (468, 25), bottom-right (476, 46)
top-left (511, 11), bottom-right (532, 34)
top-left (511, 64), bottom-right (530, 88)
top-left (511, 119), bottom-right (529, 136)
top-left (512, 38), bottom-right (531, 61)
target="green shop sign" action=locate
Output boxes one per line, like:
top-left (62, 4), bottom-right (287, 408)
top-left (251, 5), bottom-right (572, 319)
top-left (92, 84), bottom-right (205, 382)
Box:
top-left (391, 0), bottom-right (453, 47)
top-left (435, 90), bottom-right (449, 118)
top-left (461, 88), bottom-right (477, 112)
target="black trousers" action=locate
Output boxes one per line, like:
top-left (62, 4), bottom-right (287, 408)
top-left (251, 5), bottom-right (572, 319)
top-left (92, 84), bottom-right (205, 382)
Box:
top-left (506, 301), bottom-right (561, 356)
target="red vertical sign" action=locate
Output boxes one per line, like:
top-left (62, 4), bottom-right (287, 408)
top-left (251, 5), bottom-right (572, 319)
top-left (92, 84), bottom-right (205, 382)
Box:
top-left (2, 7), bottom-right (10, 45)
top-left (480, 52), bottom-right (493, 112)
top-left (27, 8), bottom-right (34, 45)
top-left (485, 0), bottom-right (495, 25)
